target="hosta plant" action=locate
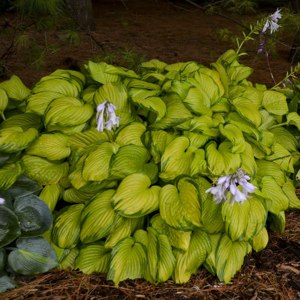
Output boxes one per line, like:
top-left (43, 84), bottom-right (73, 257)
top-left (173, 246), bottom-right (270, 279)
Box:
top-left (0, 49), bottom-right (300, 289)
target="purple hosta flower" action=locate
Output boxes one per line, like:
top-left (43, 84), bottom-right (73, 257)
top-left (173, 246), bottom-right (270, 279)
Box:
top-left (0, 197), bottom-right (5, 205)
top-left (206, 168), bottom-right (256, 204)
top-left (96, 100), bottom-right (120, 132)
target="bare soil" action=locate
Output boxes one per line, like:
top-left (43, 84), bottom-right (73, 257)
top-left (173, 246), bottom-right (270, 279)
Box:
top-left (0, 1), bottom-right (299, 299)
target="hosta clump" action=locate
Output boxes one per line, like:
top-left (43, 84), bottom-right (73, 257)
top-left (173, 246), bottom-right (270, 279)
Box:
top-left (0, 175), bottom-right (58, 293)
top-left (0, 49), bottom-right (300, 288)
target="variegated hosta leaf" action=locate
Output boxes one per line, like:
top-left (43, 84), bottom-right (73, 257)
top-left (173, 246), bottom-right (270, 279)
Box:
top-left (0, 127), bottom-right (39, 153)
top-left (215, 234), bottom-right (251, 283)
top-left (173, 230), bottom-right (211, 284)
top-left (112, 173), bottom-right (160, 217)
top-left (85, 61), bottom-right (119, 84)
top-left (82, 142), bottom-right (119, 182)
top-left (110, 145), bottom-right (151, 180)
top-left (26, 133), bottom-right (71, 160)
top-left (0, 112), bottom-right (41, 131)
top-left (39, 184), bottom-right (63, 212)
top-left (240, 142), bottom-right (257, 176)
top-left (58, 248), bottom-right (79, 270)
top-left (22, 155), bottom-right (69, 186)
top-left (205, 141), bottom-right (225, 176)
top-left (115, 122), bottom-right (146, 146)
top-left (182, 87), bottom-right (211, 115)
top-left (219, 124), bottom-right (245, 153)
top-left (160, 136), bottom-right (192, 181)
top-left (0, 75), bottom-right (31, 101)
top-left (159, 177), bottom-right (201, 230)
top-left (0, 88), bottom-right (8, 117)
top-left (141, 59), bottom-right (167, 71)
top-left (282, 178), bottom-right (300, 210)
top-left (203, 233), bottom-right (222, 275)
top-left (107, 237), bottom-right (147, 285)
top-left (0, 162), bottom-right (23, 190)
top-left (44, 97), bottom-right (94, 130)
top-left (260, 176), bottom-right (289, 214)
top-left (256, 160), bottom-right (286, 186)
top-left (150, 214), bottom-right (191, 251)
top-left (166, 80), bottom-right (191, 99)
top-left (144, 227), bottom-right (175, 284)
top-left (211, 62), bottom-right (229, 95)
top-left (189, 115), bottom-right (219, 137)
top-left (286, 112), bottom-right (300, 130)
top-left (105, 215), bottom-right (144, 249)
top-left (26, 91), bottom-right (63, 115)
top-left (190, 149), bottom-right (208, 177)
top-left (218, 142), bottom-right (241, 174)
top-left (104, 64), bottom-right (139, 79)
top-left (75, 243), bottom-right (111, 274)
top-left (80, 190), bottom-right (116, 244)
top-left (251, 227), bottom-right (268, 252)
top-left (51, 204), bottom-right (84, 249)
top-left (63, 187), bottom-right (94, 204)
top-left (270, 127), bottom-right (297, 152)
top-left (183, 131), bottom-right (210, 148)
top-left (268, 211), bottom-right (285, 234)
top-left (262, 90), bottom-right (288, 115)
top-left (228, 65), bottom-right (253, 82)
top-left (32, 78), bottom-right (79, 97)
top-left (195, 177), bottom-right (224, 234)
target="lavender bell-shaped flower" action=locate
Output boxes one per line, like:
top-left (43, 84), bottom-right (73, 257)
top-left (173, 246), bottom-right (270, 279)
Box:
top-left (96, 100), bottom-right (120, 132)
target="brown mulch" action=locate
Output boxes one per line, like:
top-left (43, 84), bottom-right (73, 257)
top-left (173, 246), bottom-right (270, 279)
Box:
top-left (2, 210), bottom-right (300, 300)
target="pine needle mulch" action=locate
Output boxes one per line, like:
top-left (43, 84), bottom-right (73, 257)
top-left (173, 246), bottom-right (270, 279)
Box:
top-left (2, 210), bottom-right (300, 300)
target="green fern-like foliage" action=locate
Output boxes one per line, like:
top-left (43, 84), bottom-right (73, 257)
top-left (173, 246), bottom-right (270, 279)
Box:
top-left (14, 0), bottom-right (62, 16)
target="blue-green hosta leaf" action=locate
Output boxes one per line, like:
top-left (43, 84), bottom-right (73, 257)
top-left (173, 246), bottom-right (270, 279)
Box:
top-left (250, 227), bottom-right (268, 252)
top-left (0, 162), bottom-right (23, 190)
top-left (26, 133), bottom-right (71, 160)
top-left (107, 237), bottom-right (147, 285)
top-left (52, 204), bottom-right (84, 249)
top-left (0, 127), bottom-right (39, 153)
top-left (260, 176), bottom-right (289, 214)
top-left (282, 178), bottom-right (300, 209)
top-left (105, 215), bottom-right (144, 249)
top-left (232, 97), bottom-right (261, 127)
top-left (0, 249), bottom-right (6, 272)
top-left (240, 142), bottom-right (257, 176)
top-left (58, 248), bottom-right (79, 270)
top-left (8, 237), bottom-right (58, 275)
top-left (44, 97), bottom-right (94, 130)
top-left (173, 230), bottom-right (211, 284)
top-left (195, 177), bottom-right (224, 234)
top-left (85, 61), bottom-right (119, 84)
top-left (0, 75), bottom-right (31, 101)
top-left (32, 78), bottom-right (79, 97)
top-left (215, 234), bottom-right (251, 283)
top-left (14, 193), bottom-right (52, 237)
top-left (75, 243), bottom-right (111, 274)
top-left (219, 124), bottom-right (245, 153)
top-left (160, 136), bottom-right (192, 181)
top-left (0, 206), bottom-right (21, 247)
top-left (80, 190), bottom-right (116, 244)
top-left (22, 155), bottom-right (69, 186)
top-left (206, 142), bottom-right (225, 176)
top-left (268, 211), bottom-right (285, 234)
top-left (0, 273), bottom-right (16, 293)
top-left (39, 184), bottom-right (62, 212)
top-left (112, 173), bottom-right (160, 217)
top-left (150, 215), bottom-right (192, 251)
top-left (286, 112), bottom-right (300, 130)
top-left (190, 149), bottom-right (208, 177)
top-left (256, 160), bottom-right (286, 187)
top-left (218, 142), bottom-right (241, 174)
top-left (115, 122), bottom-right (146, 146)
top-left (270, 127), bottom-right (297, 152)
top-left (262, 90), bottom-right (288, 115)
top-left (110, 145), bottom-right (150, 180)
top-left (159, 177), bottom-right (201, 230)
top-left (82, 142), bottom-right (119, 182)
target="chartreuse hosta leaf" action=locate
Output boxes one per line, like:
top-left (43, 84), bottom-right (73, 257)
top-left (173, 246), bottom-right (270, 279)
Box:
top-left (190, 149), bottom-right (208, 177)
top-left (228, 64), bottom-right (253, 83)
top-left (262, 90), bottom-right (288, 115)
top-left (270, 127), bottom-right (297, 152)
top-left (75, 243), bottom-right (111, 274)
top-left (0, 127), bottom-right (39, 153)
top-left (219, 124), bottom-right (245, 153)
top-left (26, 133), bottom-right (71, 160)
top-left (110, 145), bottom-right (151, 180)
top-left (80, 190), bottom-right (116, 244)
top-left (173, 230), bottom-right (211, 284)
top-left (107, 236), bottom-right (147, 285)
top-left (112, 173), bottom-right (160, 217)
top-left (218, 142), bottom-right (241, 174)
top-left (22, 155), bottom-right (69, 186)
top-left (0, 75), bottom-right (31, 101)
top-left (52, 204), bottom-right (84, 249)
top-left (160, 177), bottom-right (201, 230)
top-left (144, 227), bottom-right (175, 284)
top-left (141, 59), bottom-right (167, 71)
top-left (63, 187), bottom-right (93, 204)
top-left (282, 178), bottom-right (300, 209)
top-left (286, 112), bottom-right (300, 130)
top-left (85, 61), bottom-right (119, 84)
top-left (256, 160), bottom-right (286, 187)
top-left (39, 184), bottom-right (63, 211)
top-left (0, 88), bottom-right (8, 118)
top-left (44, 97), bottom-right (94, 131)
top-left (260, 176), bottom-right (289, 214)
top-left (268, 211), bottom-right (285, 234)
top-left (0, 162), bottom-right (23, 190)
top-left (195, 177), bottom-right (224, 234)
top-left (115, 122), bottom-right (146, 146)
top-left (150, 214), bottom-right (191, 251)
top-left (240, 142), bottom-right (257, 177)
top-left (14, 193), bottom-right (52, 237)
top-left (8, 237), bottom-right (58, 275)
top-left (82, 142), bottom-right (119, 182)
top-left (105, 215), bottom-right (144, 249)
top-left (251, 227), bottom-right (269, 252)
top-left (58, 248), bottom-right (79, 270)
top-left (160, 136), bottom-right (193, 181)
top-left (205, 141), bottom-right (225, 176)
